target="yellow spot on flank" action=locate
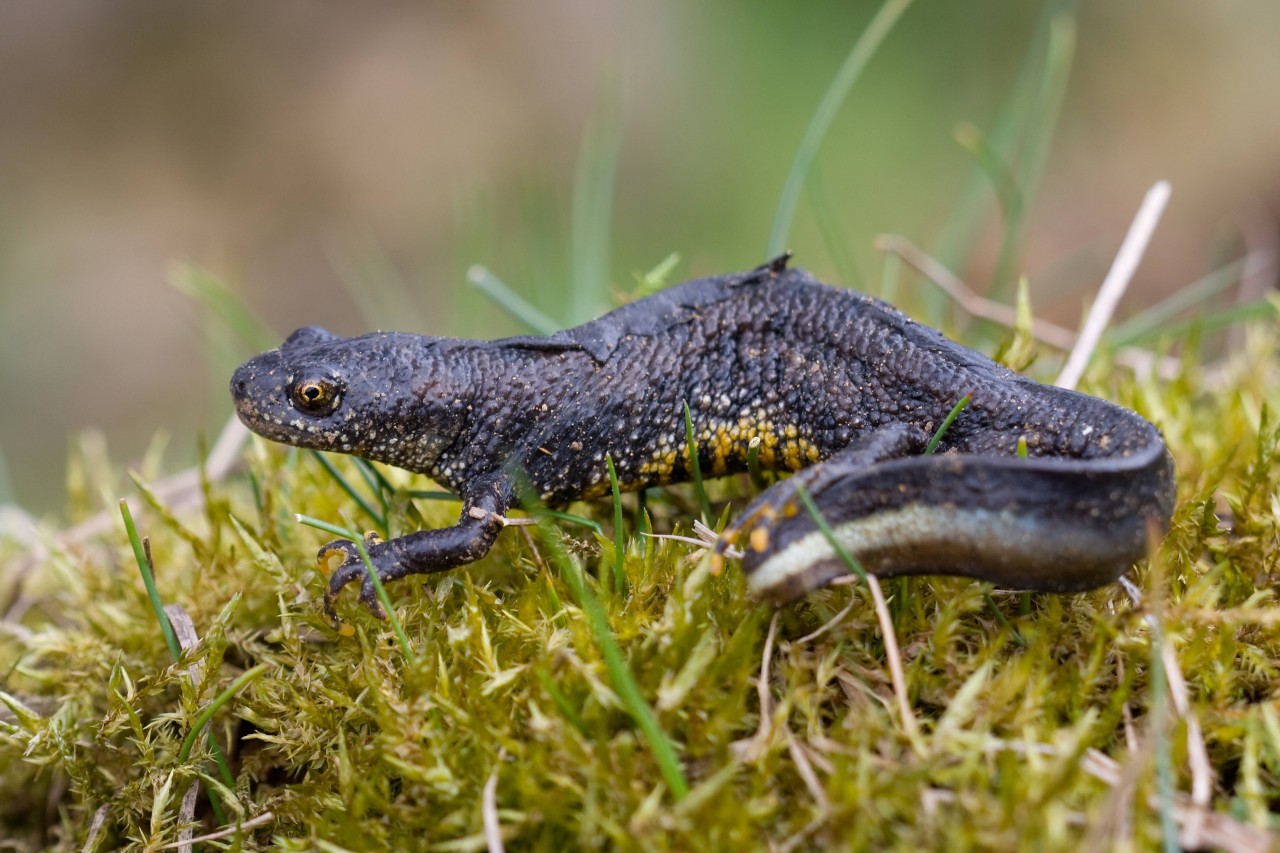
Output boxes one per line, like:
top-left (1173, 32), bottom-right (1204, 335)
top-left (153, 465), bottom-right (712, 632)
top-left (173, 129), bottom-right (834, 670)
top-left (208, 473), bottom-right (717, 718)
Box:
top-left (750, 526), bottom-right (770, 553)
top-left (782, 441), bottom-right (802, 471)
top-left (639, 417), bottom-right (817, 481)
top-left (580, 480), bottom-right (613, 499)
top-left (638, 448), bottom-right (679, 481)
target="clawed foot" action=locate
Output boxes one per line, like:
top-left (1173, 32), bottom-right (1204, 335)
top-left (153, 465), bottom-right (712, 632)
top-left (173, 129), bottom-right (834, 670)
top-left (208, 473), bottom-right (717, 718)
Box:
top-left (319, 532), bottom-right (390, 620)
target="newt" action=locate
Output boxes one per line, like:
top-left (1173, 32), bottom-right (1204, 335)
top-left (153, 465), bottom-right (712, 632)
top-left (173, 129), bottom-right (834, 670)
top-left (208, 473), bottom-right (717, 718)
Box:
top-left (230, 256), bottom-right (1176, 613)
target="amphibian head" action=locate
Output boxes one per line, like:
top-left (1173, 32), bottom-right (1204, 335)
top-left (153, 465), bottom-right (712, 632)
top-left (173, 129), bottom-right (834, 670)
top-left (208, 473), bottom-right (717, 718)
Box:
top-left (231, 326), bottom-right (472, 476)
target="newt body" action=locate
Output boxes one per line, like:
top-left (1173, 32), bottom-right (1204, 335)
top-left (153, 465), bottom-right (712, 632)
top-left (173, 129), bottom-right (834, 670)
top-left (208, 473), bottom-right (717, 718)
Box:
top-left (231, 259), bottom-right (1175, 611)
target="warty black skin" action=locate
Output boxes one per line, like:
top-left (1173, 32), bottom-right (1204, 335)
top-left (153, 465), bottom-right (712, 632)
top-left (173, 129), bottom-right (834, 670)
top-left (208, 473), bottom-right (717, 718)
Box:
top-left (230, 258), bottom-right (1176, 614)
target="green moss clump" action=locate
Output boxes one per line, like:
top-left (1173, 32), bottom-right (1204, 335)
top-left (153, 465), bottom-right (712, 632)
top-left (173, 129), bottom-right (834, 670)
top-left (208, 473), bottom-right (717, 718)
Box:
top-left (3, 331), bottom-right (1280, 851)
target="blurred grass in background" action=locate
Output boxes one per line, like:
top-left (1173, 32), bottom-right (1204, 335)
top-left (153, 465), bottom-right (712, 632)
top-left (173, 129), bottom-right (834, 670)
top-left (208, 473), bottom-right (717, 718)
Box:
top-left (0, 0), bottom-right (1277, 511)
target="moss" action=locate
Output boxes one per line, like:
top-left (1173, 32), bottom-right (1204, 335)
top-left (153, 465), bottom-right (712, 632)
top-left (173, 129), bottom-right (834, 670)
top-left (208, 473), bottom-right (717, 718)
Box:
top-left (3, 326), bottom-right (1280, 851)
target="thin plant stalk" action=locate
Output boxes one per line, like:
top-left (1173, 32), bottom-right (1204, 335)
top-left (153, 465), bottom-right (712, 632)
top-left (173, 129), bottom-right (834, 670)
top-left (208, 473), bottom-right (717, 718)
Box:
top-left (605, 454), bottom-right (626, 596)
top-left (533, 517), bottom-right (690, 799)
top-left (310, 451), bottom-right (386, 535)
top-left (178, 665), bottom-right (270, 764)
top-left (467, 265), bottom-right (559, 336)
top-left (119, 500), bottom-right (181, 661)
top-left (792, 483), bottom-right (919, 743)
top-left (926, 395), bottom-right (972, 455)
top-left (767, 0), bottom-right (915, 256)
top-left (682, 402), bottom-right (712, 525)
top-left (294, 514), bottom-right (416, 663)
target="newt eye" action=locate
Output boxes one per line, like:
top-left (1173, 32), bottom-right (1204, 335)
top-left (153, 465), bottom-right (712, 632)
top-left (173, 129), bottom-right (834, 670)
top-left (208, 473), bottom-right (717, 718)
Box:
top-left (290, 376), bottom-right (342, 415)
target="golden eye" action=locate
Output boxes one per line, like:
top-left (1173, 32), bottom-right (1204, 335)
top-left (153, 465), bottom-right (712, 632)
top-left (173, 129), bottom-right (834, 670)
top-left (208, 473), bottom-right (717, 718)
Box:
top-left (291, 377), bottom-right (340, 414)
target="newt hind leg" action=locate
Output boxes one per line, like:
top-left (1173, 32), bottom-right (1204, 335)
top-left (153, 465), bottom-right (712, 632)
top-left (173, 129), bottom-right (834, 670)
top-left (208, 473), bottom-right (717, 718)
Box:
top-left (714, 422), bottom-right (927, 585)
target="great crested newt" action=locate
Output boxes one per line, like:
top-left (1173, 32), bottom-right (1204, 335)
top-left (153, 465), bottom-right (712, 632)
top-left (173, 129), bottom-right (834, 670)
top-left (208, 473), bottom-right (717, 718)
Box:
top-left (231, 256), bottom-right (1176, 613)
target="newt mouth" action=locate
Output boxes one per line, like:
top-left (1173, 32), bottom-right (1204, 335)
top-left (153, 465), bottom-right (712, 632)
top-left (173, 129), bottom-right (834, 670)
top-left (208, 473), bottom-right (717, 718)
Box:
top-left (230, 359), bottom-right (287, 434)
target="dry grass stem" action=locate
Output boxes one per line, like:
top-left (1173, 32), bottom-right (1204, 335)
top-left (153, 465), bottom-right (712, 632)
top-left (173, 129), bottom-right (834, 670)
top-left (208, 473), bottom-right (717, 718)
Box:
top-left (483, 757), bottom-right (504, 853)
top-left (156, 813), bottom-right (275, 850)
top-left (875, 233), bottom-right (1077, 349)
top-left (1160, 642), bottom-right (1214, 809)
top-left (865, 574), bottom-right (920, 744)
top-left (1056, 180), bottom-right (1171, 389)
top-left (874, 233), bottom-right (1190, 380)
top-left (785, 730), bottom-right (831, 812)
top-left (794, 591), bottom-right (858, 644)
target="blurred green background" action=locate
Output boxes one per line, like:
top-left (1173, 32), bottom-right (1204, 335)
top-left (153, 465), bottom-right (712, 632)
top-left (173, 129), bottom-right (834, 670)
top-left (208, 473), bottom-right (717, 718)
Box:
top-left (1, 1), bottom-right (1277, 512)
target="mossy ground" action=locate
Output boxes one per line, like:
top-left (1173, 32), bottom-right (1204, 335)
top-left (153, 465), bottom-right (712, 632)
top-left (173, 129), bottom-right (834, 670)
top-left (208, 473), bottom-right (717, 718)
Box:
top-left (3, 10), bottom-right (1279, 845)
top-left (2, 320), bottom-right (1279, 851)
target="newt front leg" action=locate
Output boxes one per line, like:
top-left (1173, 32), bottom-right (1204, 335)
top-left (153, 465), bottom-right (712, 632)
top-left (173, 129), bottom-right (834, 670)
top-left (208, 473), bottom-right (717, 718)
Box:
top-left (322, 476), bottom-right (511, 617)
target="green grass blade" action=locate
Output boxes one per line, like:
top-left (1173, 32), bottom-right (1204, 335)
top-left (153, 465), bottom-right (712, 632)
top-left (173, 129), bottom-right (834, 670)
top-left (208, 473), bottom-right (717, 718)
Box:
top-left (543, 510), bottom-right (603, 537)
top-left (925, 395), bottom-right (972, 455)
top-left (532, 514), bottom-right (689, 799)
top-left (1006, 8), bottom-right (1075, 253)
top-left (1148, 617), bottom-right (1179, 853)
top-left (353, 458), bottom-right (393, 521)
top-left (934, 0), bottom-right (1075, 279)
top-left (683, 401), bottom-right (711, 525)
top-left (1109, 256), bottom-right (1250, 345)
top-left (994, 6), bottom-right (1077, 301)
top-left (806, 166), bottom-right (864, 288)
top-left (408, 489), bottom-right (460, 502)
top-left (635, 490), bottom-right (649, 558)
top-left (327, 236), bottom-right (426, 332)
top-left (1120, 298), bottom-right (1277, 347)
top-left (794, 482), bottom-right (867, 584)
top-left (121, 499), bottom-right (235, 817)
top-left (534, 668), bottom-right (590, 738)
top-left (466, 265), bottom-right (560, 335)
top-left (605, 455), bottom-right (626, 596)
top-left (177, 664), bottom-right (270, 764)
top-left (982, 592), bottom-right (1026, 647)
top-left (766, 0), bottom-right (915, 257)
top-left (878, 243), bottom-right (902, 304)
top-left (173, 263), bottom-right (280, 417)
top-left (633, 253), bottom-right (683, 298)
top-left (310, 451), bottom-right (386, 536)
top-left (295, 514), bottom-right (416, 663)
top-left (119, 500), bottom-right (182, 661)
top-left (953, 122), bottom-right (1025, 294)
top-left (170, 263), bottom-right (278, 355)
top-left (570, 89), bottom-right (622, 325)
